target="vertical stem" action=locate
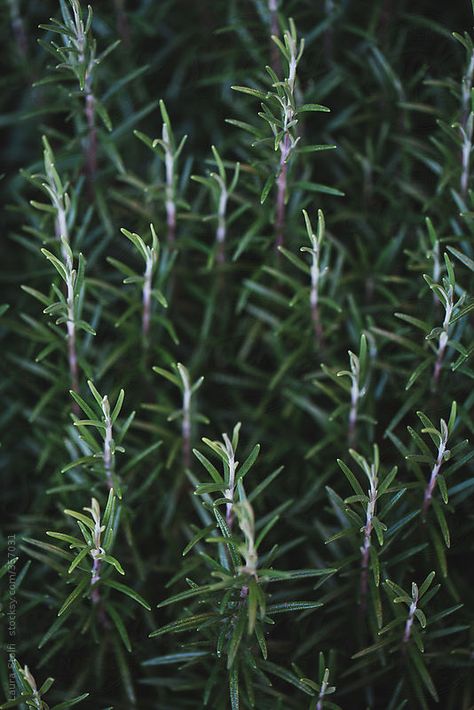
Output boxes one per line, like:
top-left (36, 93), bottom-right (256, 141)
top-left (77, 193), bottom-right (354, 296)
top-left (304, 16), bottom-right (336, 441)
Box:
top-left (461, 51), bottom-right (474, 200)
top-left (142, 257), bottom-right (153, 341)
top-left (422, 439), bottom-right (446, 517)
top-left (56, 214), bottom-right (80, 402)
top-left (84, 79), bottom-right (97, 182)
top-left (47, 141), bottom-right (80, 409)
top-left (103, 397), bottom-right (114, 489)
top-left (403, 590), bottom-right (418, 644)
top-left (91, 555), bottom-right (102, 604)
top-left (66, 280), bottom-right (79, 395)
top-left (225, 442), bottom-right (236, 529)
top-left (216, 182), bottom-right (228, 264)
top-left (164, 125), bottom-right (176, 246)
top-left (433, 298), bottom-right (452, 386)
top-left (316, 675), bottom-right (329, 710)
top-left (55, 208), bottom-right (69, 264)
top-left (323, 0), bottom-right (335, 65)
top-left (348, 378), bottom-right (359, 446)
top-left (268, 0), bottom-right (282, 77)
top-left (360, 476), bottom-right (376, 611)
top-left (114, 0), bottom-right (130, 46)
top-left (182, 378), bottom-right (191, 470)
top-left (432, 239), bottom-right (441, 306)
top-left (75, 8), bottom-right (97, 182)
top-left (433, 339), bottom-right (446, 385)
top-left (275, 135), bottom-right (290, 249)
top-left (8, 0), bottom-right (28, 59)
top-left (310, 253), bottom-right (323, 345)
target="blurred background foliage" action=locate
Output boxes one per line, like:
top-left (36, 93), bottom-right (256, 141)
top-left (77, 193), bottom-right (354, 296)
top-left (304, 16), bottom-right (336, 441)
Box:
top-left (1, 0), bottom-right (474, 708)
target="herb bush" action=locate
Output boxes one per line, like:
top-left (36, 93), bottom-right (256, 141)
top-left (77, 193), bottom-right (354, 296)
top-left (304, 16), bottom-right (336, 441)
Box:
top-left (1, 1), bottom-right (474, 708)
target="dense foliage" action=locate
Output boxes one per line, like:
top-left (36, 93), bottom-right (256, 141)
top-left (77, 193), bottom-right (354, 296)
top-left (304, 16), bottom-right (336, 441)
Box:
top-left (1, 1), bottom-right (474, 708)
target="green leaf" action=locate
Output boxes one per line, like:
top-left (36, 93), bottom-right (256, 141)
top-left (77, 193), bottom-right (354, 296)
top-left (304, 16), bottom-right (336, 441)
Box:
top-left (236, 444), bottom-right (260, 483)
top-left (158, 581), bottom-right (228, 608)
top-left (432, 500), bottom-right (450, 547)
top-left (193, 449), bottom-right (224, 484)
top-left (58, 577), bottom-right (89, 616)
top-left (298, 103), bottom-right (331, 113)
top-left (267, 601), bottom-right (323, 614)
top-left (227, 607), bottom-right (246, 669)
top-left (195, 482), bottom-right (225, 495)
top-left (50, 694), bottom-right (90, 710)
top-left (337, 459), bottom-right (365, 497)
top-left (260, 174), bottom-right (274, 204)
top-left (231, 85), bottom-right (268, 100)
top-left (408, 647), bottom-right (438, 701)
top-left (107, 603), bottom-right (132, 652)
top-left (446, 245), bottom-right (474, 272)
top-left (102, 579), bottom-right (151, 610)
top-left (68, 546), bottom-right (90, 573)
top-left (419, 571), bottom-right (436, 598)
top-left (229, 665), bottom-right (239, 710)
top-left (149, 612), bottom-right (219, 638)
top-left (41, 249), bottom-right (68, 282)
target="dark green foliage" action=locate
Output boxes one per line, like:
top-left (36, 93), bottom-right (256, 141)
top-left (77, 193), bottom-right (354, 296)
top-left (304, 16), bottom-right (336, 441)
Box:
top-left (1, 1), bottom-right (474, 708)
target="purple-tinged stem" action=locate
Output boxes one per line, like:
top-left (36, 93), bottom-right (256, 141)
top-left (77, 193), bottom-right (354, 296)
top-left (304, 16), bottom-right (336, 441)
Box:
top-left (182, 384), bottom-right (191, 471)
top-left (163, 124), bottom-right (177, 247)
top-left (103, 397), bottom-right (114, 489)
top-left (216, 183), bottom-right (228, 264)
top-left (275, 135), bottom-right (290, 249)
top-left (114, 0), bottom-right (130, 46)
top-left (359, 482), bottom-right (376, 611)
top-left (310, 257), bottom-right (323, 346)
top-left (268, 0), bottom-right (282, 77)
top-left (142, 258), bottom-right (153, 341)
top-left (403, 590), bottom-right (418, 644)
top-left (55, 215), bottom-right (80, 410)
top-left (460, 52), bottom-right (474, 200)
top-left (433, 299), bottom-right (451, 386)
top-left (348, 381), bottom-right (359, 446)
top-left (433, 342), bottom-right (446, 385)
top-left (8, 0), bottom-right (28, 59)
top-left (84, 81), bottom-right (97, 182)
top-left (323, 0), bottom-right (335, 65)
top-left (66, 311), bottom-right (79, 396)
top-left (91, 556), bottom-right (102, 604)
top-left (316, 673), bottom-right (330, 710)
top-left (225, 444), bottom-right (237, 529)
top-left (422, 438), bottom-right (446, 517)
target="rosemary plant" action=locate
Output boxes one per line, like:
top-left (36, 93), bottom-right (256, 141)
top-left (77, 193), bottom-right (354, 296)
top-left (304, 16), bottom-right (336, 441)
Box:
top-left (2, 1), bottom-right (474, 709)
